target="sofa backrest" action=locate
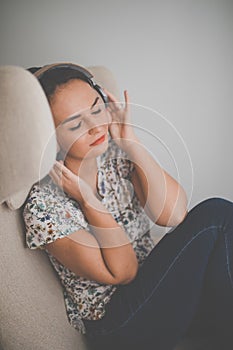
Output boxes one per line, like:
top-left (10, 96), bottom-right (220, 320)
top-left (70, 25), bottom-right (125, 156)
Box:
top-left (0, 65), bottom-right (120, 350)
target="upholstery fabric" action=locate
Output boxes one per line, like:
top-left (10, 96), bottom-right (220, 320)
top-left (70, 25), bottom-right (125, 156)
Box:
top-left (0, 66), bottom-right (56, 208)
top-left (0, 64), bottom-right (119, 350)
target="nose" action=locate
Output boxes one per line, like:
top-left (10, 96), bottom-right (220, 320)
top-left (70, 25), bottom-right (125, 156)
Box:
top-left (88, 122), bottom-right (103, 135)
top-left (88, 125), bottom-right (103, 135)
top-left (87, 117), bottom-right (105, 135)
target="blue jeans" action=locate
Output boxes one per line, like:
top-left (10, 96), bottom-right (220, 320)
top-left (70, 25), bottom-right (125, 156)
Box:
top-left (83, 197), bottom-right (233, 349)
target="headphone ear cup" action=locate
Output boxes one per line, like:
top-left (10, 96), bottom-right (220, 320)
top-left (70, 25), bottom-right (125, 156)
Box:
top-left (94, 84), bottom-right (108, 105)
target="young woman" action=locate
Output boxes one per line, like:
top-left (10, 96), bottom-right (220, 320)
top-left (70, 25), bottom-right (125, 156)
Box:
top-left (23, 63), bottom-right (233, 350)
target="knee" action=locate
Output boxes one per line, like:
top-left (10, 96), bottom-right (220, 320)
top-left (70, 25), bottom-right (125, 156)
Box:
top-left (189, 196), bottom-right (233, 219)
top-left (199, 197), bottom-right (232, 210)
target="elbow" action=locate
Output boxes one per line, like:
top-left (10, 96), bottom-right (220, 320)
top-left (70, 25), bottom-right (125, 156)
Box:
top-left (157, 207), bottom-right (188, 228)
top-left (172, 190), bottom-right (189, 226)
top-left (176, 209), bottom-right (188, 225)
top-left (121, 261), bottom-right (139, 284)
top-left (121, 269), bottom-right (138, 285)
top-left (113, 263), bottom-right (139, 285)
top-left (170, 208), bottom-right (188, 227)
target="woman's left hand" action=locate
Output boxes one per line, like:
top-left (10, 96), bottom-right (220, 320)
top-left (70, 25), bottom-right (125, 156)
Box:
top-left (49, 160), bottom-right (94, 205)
top-left (106, 89), bottom-right (138, 151)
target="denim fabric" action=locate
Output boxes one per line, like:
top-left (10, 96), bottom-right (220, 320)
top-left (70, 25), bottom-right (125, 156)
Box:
top-left (83, 197), bottom-right (233, 349)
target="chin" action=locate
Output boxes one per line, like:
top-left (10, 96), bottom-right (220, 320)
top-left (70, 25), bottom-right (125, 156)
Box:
top-left (92, 138), bottom-right (109, 157)
top-left (79, 138), bottom-right (109, 160)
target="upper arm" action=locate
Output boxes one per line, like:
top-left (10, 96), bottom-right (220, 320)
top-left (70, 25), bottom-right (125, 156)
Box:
top-left (130, 167), bottom-right (187, 227)
top-left (130, 168), bottom-right (147, 208)
top-left (45, 229), bottom-right (123, 285)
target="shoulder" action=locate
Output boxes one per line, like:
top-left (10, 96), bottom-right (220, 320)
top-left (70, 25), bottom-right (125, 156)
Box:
top-left (24, 175), bottom-right (67, 217)
top-left (23, 175), bottom-right (88, 249)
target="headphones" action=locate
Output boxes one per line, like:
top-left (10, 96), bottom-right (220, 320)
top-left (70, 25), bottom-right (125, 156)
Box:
top-left (33, 62), bottom-right (109, 105)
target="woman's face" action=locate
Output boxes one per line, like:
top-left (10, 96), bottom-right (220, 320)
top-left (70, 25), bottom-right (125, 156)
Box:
top-left (50, 79), bottom-right (110, 160)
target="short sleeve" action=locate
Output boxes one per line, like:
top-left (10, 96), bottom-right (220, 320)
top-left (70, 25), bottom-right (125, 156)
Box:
top-left (23, 184), bottom-right (89, 250)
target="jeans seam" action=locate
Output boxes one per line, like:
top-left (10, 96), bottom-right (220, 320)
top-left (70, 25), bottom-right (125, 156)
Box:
top-left (97, 224), bottom-right (220, 336)
top-left (223, 232), bottom-right (233, 289)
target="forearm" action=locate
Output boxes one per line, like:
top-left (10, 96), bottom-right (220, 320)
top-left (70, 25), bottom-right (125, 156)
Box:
top-left (80, 195), bottom-right (138, 283)
top-left (125, 137), bottom-right (188, 226)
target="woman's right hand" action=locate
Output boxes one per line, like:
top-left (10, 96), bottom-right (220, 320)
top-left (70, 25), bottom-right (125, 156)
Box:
top-left (49, 160), bottom-right (93, 204)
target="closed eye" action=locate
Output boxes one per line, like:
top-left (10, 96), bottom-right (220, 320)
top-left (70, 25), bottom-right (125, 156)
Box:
top-left (91, 108), bottom-right (101, 115)
top-left (68, 108), bottom-right (102, 131)
top-left (69, 121), bottom-right (82, 131)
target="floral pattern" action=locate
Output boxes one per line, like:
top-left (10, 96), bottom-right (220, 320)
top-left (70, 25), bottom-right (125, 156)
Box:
top-left (23, 137), bottom-right (155, 334)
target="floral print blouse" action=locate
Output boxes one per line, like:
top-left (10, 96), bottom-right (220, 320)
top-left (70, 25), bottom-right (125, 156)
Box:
top-left (23, 137), bottom-right (155, 334)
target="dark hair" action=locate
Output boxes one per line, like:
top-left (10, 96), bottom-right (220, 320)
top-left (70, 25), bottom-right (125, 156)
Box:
top-left (27, 66), bottom-right (90, 101)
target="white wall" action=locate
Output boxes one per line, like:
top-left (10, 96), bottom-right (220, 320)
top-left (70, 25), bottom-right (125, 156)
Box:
top-left (1, 0), bottom-right (233, 228)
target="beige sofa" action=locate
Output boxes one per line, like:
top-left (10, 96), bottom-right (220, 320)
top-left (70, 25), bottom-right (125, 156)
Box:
top-left (0, 65), bottom-right (216, 350)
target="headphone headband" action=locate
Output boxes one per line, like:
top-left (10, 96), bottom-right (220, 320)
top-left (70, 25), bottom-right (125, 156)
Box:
top-left (34, 62), bottom-right (108, 104)
top-left (34, 62), bottom-right (93, 82)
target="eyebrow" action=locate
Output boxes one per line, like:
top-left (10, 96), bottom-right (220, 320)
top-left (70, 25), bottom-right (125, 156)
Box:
top-left (61, 97), bottom-right (100, 125)
top-left (91, 97), bottom-right (99, 109)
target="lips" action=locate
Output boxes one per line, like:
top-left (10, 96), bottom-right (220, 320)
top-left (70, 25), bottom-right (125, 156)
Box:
top-left (90, 134), bottom-right (106, 146)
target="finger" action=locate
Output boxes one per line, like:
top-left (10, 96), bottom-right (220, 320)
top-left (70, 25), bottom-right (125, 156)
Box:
top-left (52, 161), bottom-right (69, 182)
top-left (124, 90), bottom-right (131, 123)
top-left (53, 160), bottom-right (62, 169)
top-left (54, 160), bottom-right (64, 168)
top-left (54, 160), bottom-right (69, 175)
top-left (124, 90), bottom-right (129, 104)
top-left (54, 160), bottom-right (77, 183)
top-left (53, 161), bottom-right (64, 178)
top-left (124, 90), bottom-right (130, 110)
top-left (107, 101), bottom-right (123, 114)
top-left (104, 88), bottom-right (123, 112)
top-left (49, 167), bottom-right (61, 186)
top-left (103, 88), bottom-right (118, 103)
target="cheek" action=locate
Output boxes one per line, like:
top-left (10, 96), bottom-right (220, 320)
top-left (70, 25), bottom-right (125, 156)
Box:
top-left (104, 110), bottom-right (112, 125)
top-left (96, 109), bottom-right (111, 127)
top-left (56, 130), bottom-right (83, 153)
top-left (67, 135), bottom-right (90, 157)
